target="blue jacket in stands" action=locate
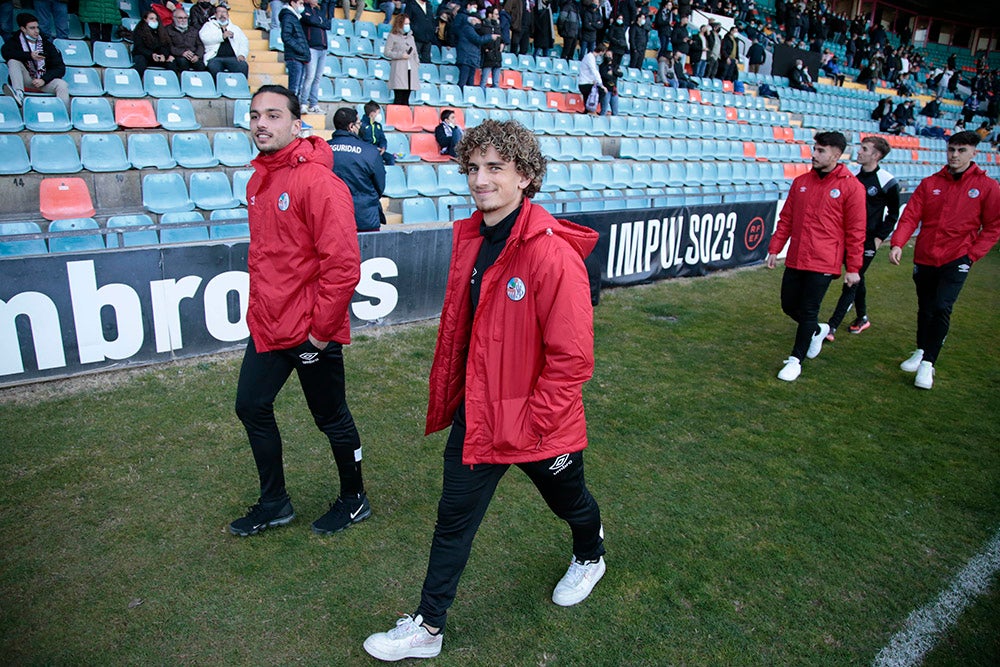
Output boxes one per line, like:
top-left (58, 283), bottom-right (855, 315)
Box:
top-left (360, 116), bottom-right (388, 152)
top-left (328, 129), bottom-right (387, 232)
top-left (279, 6), bottom-right (309, 62)
top-left (453, 11), bottom-right (493, 68)
top-left (300, 4), bottom-right (330, 50)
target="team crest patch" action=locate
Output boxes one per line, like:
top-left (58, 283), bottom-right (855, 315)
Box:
top-left (867, 186), bottom-right (878, 196)
top-left (506, 277), bottom-right (526, 302)
top-left (830, 188), bottom-right (841, 199)
top-left (278, 192), bottom-right (290, 210)
top-left (799, 186), bottom-right (807, 193)
top-left (969, 188), bottom-right (980, 198)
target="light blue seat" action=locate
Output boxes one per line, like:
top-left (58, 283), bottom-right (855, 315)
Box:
top-left (341, 56), bottom-right (367, 78)
top-left (464, 107), bottom-right (490, 128)
top-left (335, 78), bottom-right (364, 103)
top-left (623, 188), bottom-right (650, 209)
top-left (506, 88), bottom-right (527, 110)
top-left (437, 163), bottom-right (468, 195)
top-left (717, 162), bottom-right (734, 185)
top-left (525, 90), bottom-right (549, 112)
top-left (623, 116), bottom-right (643, 138)
top-left (554, 191), bottom-right (579, 212)
top-left (160, 211), bottom-right (209, 243)
top-left (486, 109), bottom-right (511, 122)
top-left (609, 163), bottom-right (632, 189)
top-left (355, 21), bottom-right (378, 39)
top-left (104, 67), bottom-right (145, 97)
top-left (48, 218), bottom-right (105, 253)
top-left (439, 46), bottom-right (457, 65)
top-left (130, 134), bottom-right (177, 170)
top-left (438, 84), bottom-right (463, 107)
top-left (550, 113), bottom-right (572, 135)
top-left (181, 71), bottom-right (220, 98)
top-left (172, 133), bottom-right (220, 169)
top-left (601, 190), bottom-right (624, 211)
top-left (190, 171), bottom-right (240, 210)
top-left (143, 173), bottom-right (194, 213)
top-left (327, 34), bottom-right (349, 55)
top-left (559, 137), bottom-right (584, 161)
top-left (538, 136), bottom-right (560, 161)
top-left (419, 63), bottom-right (440, 84)
top-left (0, 221), bottom-right (47, 256)
top-left (619, 138), bottom-right (642, 160)
top-left (631, 163), bottom-right (652, 189)
top-left (217, 72), bottom-right (251, 99)
top-left (30, 134), bottom-right (82, 174)
top-left (541, 162), bottom-right (570, 192)
top-left (209, 208), bottom-right (249, 239)
top-left (641, 116), bottom-right (659, 137)
top-left (439, 65), bottom-right (459, 85)
top-left (64, 66), bottom-right (104, 96)
top-left (369, 59), bottom-right (390, 81)
top-left (533, 192), bottom-right (560, 215)
top-left (93, 41), bottom-right (132, 67)
top-left (54, 39), bottom-right (93, 66)
top-left (484, 87), bottom-right (509, 109)
top-left (316, 76), bottom-right (336, 102)
top-left (67, 14), bottom-right (86, 39)
top-left (667, 137), bottom-right (688, 160)
top-left (213, 131), bottom-right (255, 167)
top-left (606, 116), bottom-right (626, 137)
top-left (106, 214), bottom-right (158, 247)
top-left (23, 97), bottom-right (72, 132)
top-left (590, 163), bottom-right (613, 190)
top-left (0, 97), bottom-right (24, 132)
top-left (384, 164), bottom-right (417, 198)
top-left (158, 97), bottom-right (201, 130)
top-left (80, 134), bottom-right (129, 172)
top-left (579, 190), bottom-right (605, 211)
top-left (648, 163), bottom-right (669, 188)
top-left (329, 18), bottom-right (353, 37)
top-left (567, 163), bottom-right (591, 189)
top-left (386, 133), bottom-right (417, 163)
top-left (232, 169), bottom-right (254, 205)
top-left (71, 97), bottom-right (116, 131)
top-left (351, 37), bottom-right (375, 58)
top-left (363, 79), bottom-right (391, 104)
top-left (532, 112), bottom-right (554, 135)
top-left (144, 69), bottom-right (183, 98)
top-left (323, 58), bottom-right (343, 78)
top-left (413, 86), bottom-right (440, 106)
top-left (402, 198), bottom-right (439, 224)
top-left (437, 195), bottom-right (473, 221)
top-left (0, 135), bottom-right (30, 174)
top-left (406, 164), bottom-right (449, 196)
top-left (652, 139), bottom-right (671, 161)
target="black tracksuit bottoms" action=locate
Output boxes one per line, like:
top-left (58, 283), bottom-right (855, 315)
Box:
top-left (415, 405), bottom-right (605, 629)
top-left (235, 337), bottom-right (364, 505)
top-left (913, 257), bottom-right (971, 364)
top-left (828, 241), bottom-right (878, 329)
top-left (781, 267), bottom-right (834, 360)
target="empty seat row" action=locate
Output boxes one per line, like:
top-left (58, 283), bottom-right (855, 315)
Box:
top-left (65, 67), bottom-right (251, 100)
top-left (142, 171), bottom-right (253, 214)
top-left (0, 96), bottom-right (206, 133)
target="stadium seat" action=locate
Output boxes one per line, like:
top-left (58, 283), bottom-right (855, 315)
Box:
top-left (437, 195), bottom-right (473, 221)
top-left (0, 221), bottom-right (47, 256)
top-left (128, 133), bottom-right (176, 169)
top-left (115, 99), bottom-right (160, 128)
top-left (213, 131), bottom-right (255, 167)
top-left (23, 97), bottom-right (72, 132)
top-left (483, 86), bottom-right (508, 109)
top-left (160, 211), bottom-right (209, 243)
top-left (39, 178), bottom-right (95, 220)
top-left (233, 99), bottom-right (251, 130)
top-left (385, 104), bottom-right (416, 131)
top-left (402, 198), bottom-right (439, 224)
top-left (437, 65), bottom-right (458, 85)
top-left (190, 171), bottom-right (240, 210)
top-left (142, 173), bottom-right (195, 214)
top-left (232, 169), bottom-right (253, 206)
top-left (605, 163), bottom-right (630, 190)
top-left (369, 59), bottom-right (390, 81)
top-left (217, 72), bottom-right (251, 99)
top-left (532, 112), bottom-right (555, 135)
top-left (545, 163), bottom-right (575, 191)
top-left (412, 87), bottom-right (441, 106)
top-left (0, 97), bottom-right (24, 132)
top-left (316, 76), bottom-right (336, 102)
top-left (351, 37), bottom-right (375, 58)
top-left (93, 41), bottom-right (132, 67)
top-left (330, 18), bottom-right (353, 36)
top-left (559, 137), bottom-right (585, 161)
top-left (567, 163), bottom-right (591, 190)
top-left (437, 163), bottom-right (468, 195)
top-left (538, 136), bottom-right (559, 161)
top-left (0, 135), bottom-right (30, 175)
top-left (548, 112), bottom-right (571, 135)
top-left (335, 78), bottom-right (364, 103)
top-left (438, 84), bottom-right (463, 107)
top-left (410, 133), bottom-right (452, 162)
top-left (143, 69), bottom-right (183, 98)
top-left (64, 66), bottom-right (104, 96)
top-left (410, 106), bottom-right (443, 132)
top-left (386, 132), bottom-right (417, 162)
top-left (181, 71), bottom-right (220, 98)
top-left (341, 56), bottom-right (367, 79)
top-left (486, 109), bottom-right (510, 122)
top-left (54, 39), bottom-right (93, 66)
top-left (363, 79), bottom-right (391, 105)
top-left (355, 21), bottom-right (377, 39)
top-left (30, 134), bottom-right (82, 174)
top-left (103, 67), bottom-right (145, 97)
top-left (554, 191), bottom-right (581, 213)
top-left (171, 133), bottom-right (220, 169)
top-left (106, 214), bottom-right (158, 247)
top-left (208, 208), bottom-right (249, 239)
top-left (80, 134), bottom-right (130, 172)
top-left (384, 164), bottom-right (417, 198)
top-left (652, 139), bottom-right (671, 161)
top-left (48, 217), bottom-right (105, 253)
top-left (67, 14), bottom-right (86, 39)
top-left (405, 164), bottom-right (449, 196)
top-left (71, 97), bottom-right (116, 131)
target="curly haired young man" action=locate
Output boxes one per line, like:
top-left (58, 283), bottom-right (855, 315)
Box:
top-left (364, 120), bottom-right (607, 661)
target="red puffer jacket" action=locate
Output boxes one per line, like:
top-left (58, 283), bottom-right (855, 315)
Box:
top-left (768, 163), bottom-right (867, 274)
top-left (246, 136), bottom-right (360, 352)
top-left (891, 163), bottom-right (1000, 266)
top-left (426, 200), bottom-right (598, 466)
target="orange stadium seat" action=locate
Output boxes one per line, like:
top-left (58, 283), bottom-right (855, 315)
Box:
top-left (39, 178), bottom-right (96, 221)
top-left (410, 133), bottom-right (453, 162)
top-left (114, 99), bottom-right (159, 128)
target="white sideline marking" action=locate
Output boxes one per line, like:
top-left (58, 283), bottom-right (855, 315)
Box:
top-left (872, 526), bottom-right (1000, 667)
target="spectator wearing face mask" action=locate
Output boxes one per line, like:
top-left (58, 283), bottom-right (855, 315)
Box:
top-left (279, 0), bottom-right (310, 99)
top-left (166, 8), bottom-right (207, 71)
top-left (556, 0), bottom-right (580, 61)
top-left (532, 0), bottom-right (554, 57)
top-left (385, 14), bottom-right (421, 105)
top-left (360, 101), bottom-right (395, 166)
top-left (605, 13), bottom-right (627, 71)
top-left (453, 1), bottom-right (497, 89)
top-left (479, 6), bottom-right (503, 87)
top-left (627, 9), bottom-right (650, 70)
top-left (579, 0), bottom-right (602, 60)
top-left (131, 9), bottom-right (175, 77)
top-left (201, 4), bottom-right (250, 78)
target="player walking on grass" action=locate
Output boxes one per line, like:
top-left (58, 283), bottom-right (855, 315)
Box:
top-left (363, 120), bottom-right (606, 661)
top-left (766, 131), bottom-right (866, 382)
top-left (888, 130), bottom-right (1000, 390)
top-left (824, 135), bottom-right (900, 341)
top-left (229, 85), bottom-right (371, 537)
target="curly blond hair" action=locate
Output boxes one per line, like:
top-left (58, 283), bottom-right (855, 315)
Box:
top-left (455, 120), bottom-right (547, 198)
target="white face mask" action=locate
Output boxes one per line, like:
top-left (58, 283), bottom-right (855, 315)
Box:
top-left (147, 19), bottom-right (159, 28)
top-left (218, 18), bottom-right (229, 26)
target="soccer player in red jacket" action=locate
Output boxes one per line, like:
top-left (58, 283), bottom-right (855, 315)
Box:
top-left (364, 120), bottom-right (606, 661)
top-left (889, 130), bottom-right (1000, 389)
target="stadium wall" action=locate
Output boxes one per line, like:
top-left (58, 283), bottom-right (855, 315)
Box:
top-left (0, 200), bottom-right (775, 387)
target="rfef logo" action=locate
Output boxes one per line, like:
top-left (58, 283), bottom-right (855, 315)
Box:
top-left (744, 216), bottom-right (765, 251)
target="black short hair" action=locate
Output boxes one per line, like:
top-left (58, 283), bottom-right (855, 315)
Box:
top-left (948, 130), bottom-right (980, 147)
top-left (440, 109), bottom-right (455, 122)
top-left (333, 107), bottom-right (359, 130)
top-left (813, 131), bottom-right (847, 153)
top-left (251, 84), bottom-right (301, 119)
top-left (17, 12), bottom-right (39, 28)
top-left (364, 101), bottom-right (380, 115)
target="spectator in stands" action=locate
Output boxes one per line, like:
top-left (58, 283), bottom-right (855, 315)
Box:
top-left (892, 99), bottom-right (915, 133)
top-left (453, 1), bottom-right (496, 89)
top-left (188, 0), bottom-right (216, 32)
top-left (720, 26), bottom-right (739, 81)
top-left (480, 5), bottom-right (503, 87)
top-left (329, 107), bottom-right (387, 232)
top-left (746, 35), bottom-right (765, 74)
top-left (380, 0), bottom-right (400, 25)
top-left (533, 0), bottom-right (555, 57)
top-left (823, 56), bottom-right (845, 86)
top-left (824, 136), bottom-right (899, 342)
top-left (360, 100), bottom-right (395, 165)
top-left (296, 0), bottom-right (327, 114)
top-left (578, 41), bottom-right (606, 111)
top-left (672, 49), bottom-right (695, 89)
top-left (920, 94), bottom-right (942, 119)
top-left (2, 12), bottom-right (69, 109)
top-left (277, 0), bottom-right (308, 95)
top-left (557, 0), bottom-right (581, 61)
top-left (766, 131), bottom-right (866, 382)
top-left (512, 0), bottom-right (533, 55)
top-left (871, 97), bottom-right (894, 132)
top-left (131, 10), bottom-right (175, 76)
top-left (788, 58), bottom-right (815, 92)
top-left (385, 14), bottom-right (420, 105)
top-left (166, 7), bottom-right (208, 72)
top-left (888, 131), bottom-right (1000, 390)
top-left (705, 19), bottom-right (721, 78)
top-left (627, 8), bottom-right (650, 70)
top-left (598, 45), bottom-right (620, 114)
top-left (658, 46), bottom-right (677, 88)
top-left (0, 0), bottom-right (13, 42)
top-left (669, 14), bottom-right (689, 68)
top-left (342, 0), bottom-right (363, 23)
top-left (691, 23), bottom-right (709, 78)
top-left (404, 0), bottom-right (436, 63)
top-left (961, 94), bottom-right (979, 124)
top-left (498, 2), bottom-right (513, 52)
top-left (896, 73), bottom-right (912, 97)
top-left (579, 0), bottom-right (602, 61)
top-left (78, 0), bottom-right (122, 43)
top-left (232, 85), bottom-right (369, 539)
top-left (201, 4), bottom-right (250, 78)
top-left (435, 108), bottom-right (463, 157)
top-left (606, 13), bottom-right (627, 71)
top-left (268, 0), bottom-right (283, 31)
top-left (29, 0), bottom-right (69, 40)
top-left (935, 68), bottom-right (954, 99)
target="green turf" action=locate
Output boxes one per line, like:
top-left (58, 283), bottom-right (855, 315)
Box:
top-left (1, 250), bottom-right (998, 666)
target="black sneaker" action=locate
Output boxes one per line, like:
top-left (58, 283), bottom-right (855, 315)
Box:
top-left (311, 494), bottom-right (371, 534)
top-left (229, 499), bottom-right (295, 536)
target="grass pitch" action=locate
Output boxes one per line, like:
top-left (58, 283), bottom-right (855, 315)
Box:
top-left (1, 250), bottom-right (998, 666)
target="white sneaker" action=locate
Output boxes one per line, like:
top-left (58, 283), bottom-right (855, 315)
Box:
top-left (900, 349), bottom-right (924, 372)
top-left (363, 614), bottom-right (442, 662)
top-left (806, 323), bottom-right (830, 359)
top-left (307, 104), bottom-right (323, 114)
top-left (915, 360), bottom-right (934, 389)
top-left (552, 556), bottom-right (606, 607)
top-left (777, 357), bottom-right (801, 382)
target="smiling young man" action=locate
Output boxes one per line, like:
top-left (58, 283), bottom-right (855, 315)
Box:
top-left (888, 130), bottom-right (1000, 389)
top-left (363, 120), bottom-right (606, 662)
top-left (766, 131), bottom-right (866, 382)
top-left (229, 85), bottom-right (371, 537)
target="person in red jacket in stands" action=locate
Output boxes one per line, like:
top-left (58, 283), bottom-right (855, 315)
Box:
top-left (766, 131), bottom-right (866, 382)
top-left (888, 130), bottom-right (1000, 390)
top-left (229, 85), bottom-right (372, 538)
top-left (364, 120), bottom-right (606, 662)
